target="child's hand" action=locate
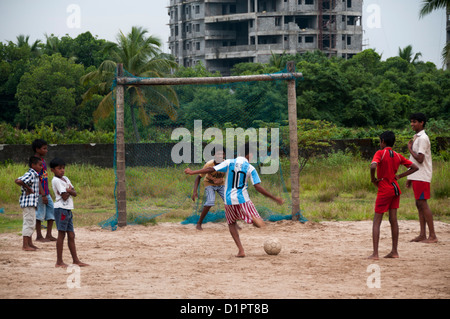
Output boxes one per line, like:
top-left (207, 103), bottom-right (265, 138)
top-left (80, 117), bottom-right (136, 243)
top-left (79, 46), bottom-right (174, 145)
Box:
top-left (405, 180), bottom-right (412, 188)
top-left (25, 186), bottom-right (34, 195)
top-left (184, 168), bottom-right (193, 175)
top-left (192, 192), bottom-right (198, 202)
top-left (371, 178), bottom-right (380, 186)
top-left (275, 197), bottom-right (284, 205)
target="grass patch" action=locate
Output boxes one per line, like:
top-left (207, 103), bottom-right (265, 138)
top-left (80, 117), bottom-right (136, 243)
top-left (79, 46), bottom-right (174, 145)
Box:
top-left (0, 156), bottom-right (448, 233)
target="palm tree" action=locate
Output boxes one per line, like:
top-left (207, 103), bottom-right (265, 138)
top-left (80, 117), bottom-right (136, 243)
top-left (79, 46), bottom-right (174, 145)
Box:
top-left (419, 0), bottom-right (450, 68)
top-left (398, 45), bottom-right (422, 64)
top-left (81, 26), bottom-right (179, 142)
top-left (15, 34), bottom-right (41, 57)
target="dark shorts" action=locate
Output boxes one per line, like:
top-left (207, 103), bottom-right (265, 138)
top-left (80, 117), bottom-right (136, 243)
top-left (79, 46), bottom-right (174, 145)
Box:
top-left (54, 208), bottom-right (74, 232)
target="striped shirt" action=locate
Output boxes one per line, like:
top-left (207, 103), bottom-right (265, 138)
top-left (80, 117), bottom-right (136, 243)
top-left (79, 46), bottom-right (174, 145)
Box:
top-left (17, 168), bottom-right (40, 208)
top-left (38, 158), bottom-right (50, 195)
top-left (214, 156), bottom-right (261, 205)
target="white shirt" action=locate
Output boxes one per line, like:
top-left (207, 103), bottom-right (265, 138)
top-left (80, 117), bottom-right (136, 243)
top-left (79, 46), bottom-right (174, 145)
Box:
top-left (213, 156), bottom-right (261, 205)
top-left (52, 176), bottom-right (75, 210)
top-left (407, 130), bottom-right (432, 183)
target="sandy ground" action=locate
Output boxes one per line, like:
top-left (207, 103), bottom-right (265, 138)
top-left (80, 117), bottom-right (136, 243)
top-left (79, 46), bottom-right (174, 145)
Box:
top-left (0, 220), bottom-right (449, 299)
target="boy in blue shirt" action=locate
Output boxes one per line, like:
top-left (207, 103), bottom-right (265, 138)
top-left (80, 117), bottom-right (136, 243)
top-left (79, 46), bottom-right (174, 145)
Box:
top-left (185, 142), bottom-right (283, 257)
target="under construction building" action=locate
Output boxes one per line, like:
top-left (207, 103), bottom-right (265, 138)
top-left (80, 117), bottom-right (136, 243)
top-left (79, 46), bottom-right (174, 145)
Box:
top-left (168, 0), bottom-right (363, 75)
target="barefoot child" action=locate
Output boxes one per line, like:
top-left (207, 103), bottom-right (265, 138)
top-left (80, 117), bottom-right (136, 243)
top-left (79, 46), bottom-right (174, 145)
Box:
top-left (32, 139), bottom-right (56, 242)
top-left (406, 112), bottom-right (438, 243)
top-left (368, 131), bottom-right (418, 260)
top-left (15, 156), bottom-right (42, 251)
top-left (185, 142), bottom-right (283, 257)
top-left (50, 157), bottom-right (89, 268)
top-left (191, 147), bottom-right (226, 230)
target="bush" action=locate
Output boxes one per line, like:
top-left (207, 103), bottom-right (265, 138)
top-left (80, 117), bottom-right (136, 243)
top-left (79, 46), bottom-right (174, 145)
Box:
top-left (0, 122), bottom-right (114, 144)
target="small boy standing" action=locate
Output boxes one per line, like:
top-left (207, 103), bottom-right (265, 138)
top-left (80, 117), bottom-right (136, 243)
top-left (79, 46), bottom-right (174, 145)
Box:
top-left (32, 139), bottom-right (56, 242)
top-left (15, 156), bottom-right (43, 251)
top-left (50, 157), bottom-right (89, 268)
top-left (368, 131), bottom-right (418, 260)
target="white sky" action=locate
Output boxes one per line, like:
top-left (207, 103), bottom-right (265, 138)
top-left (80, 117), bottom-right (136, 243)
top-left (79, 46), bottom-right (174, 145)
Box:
top-left (0, 0), bottom-right (447, 68)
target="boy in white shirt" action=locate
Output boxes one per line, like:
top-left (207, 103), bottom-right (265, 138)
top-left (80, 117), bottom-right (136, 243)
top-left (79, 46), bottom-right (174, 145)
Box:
top-left (185, 142), bottom-right (283, 257)
top-left (406, 113), bottom-right (437, 243)
top-left (50, 157), bottom-right (89, 267)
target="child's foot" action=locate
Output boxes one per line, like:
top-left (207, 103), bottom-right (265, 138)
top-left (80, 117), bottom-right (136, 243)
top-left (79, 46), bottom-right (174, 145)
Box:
top-left (46, 236), bottom-right (57, 241)
top-left (421, 236), bottom-right (438, 243)
top-left (36, 236), bottom-right (50, 242)
top-left (410, 235), bottom-right (426, 242)
top-left (252, 218), bottom-right (265, 228)
top-left (196, 224), bottom-right (203, 231)
top-left (384, 252), bottom-right (399, 258)
top-left (235, 251), bottom-right (245, 258)
top-left (73, 261), bottom-right (90, 267)
top-left (22, 246), bottom-right (37, 251)
top-left (367, 253), bottom-right (379, 260)
top-left (55, 262), bottom-right (68, 268)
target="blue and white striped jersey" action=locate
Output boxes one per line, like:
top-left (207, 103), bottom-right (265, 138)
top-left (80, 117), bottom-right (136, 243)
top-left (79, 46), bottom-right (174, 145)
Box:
top-left (213, 156), bottom-right (261, 205)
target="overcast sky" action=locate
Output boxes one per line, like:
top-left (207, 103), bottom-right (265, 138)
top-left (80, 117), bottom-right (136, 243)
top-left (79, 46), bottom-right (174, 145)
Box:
top-left (0, 0), bottom-right (447, 68)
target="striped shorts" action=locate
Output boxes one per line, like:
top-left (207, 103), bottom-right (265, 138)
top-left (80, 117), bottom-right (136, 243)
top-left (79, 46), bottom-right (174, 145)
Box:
top-left (224, 201), bottom-right (262, 225)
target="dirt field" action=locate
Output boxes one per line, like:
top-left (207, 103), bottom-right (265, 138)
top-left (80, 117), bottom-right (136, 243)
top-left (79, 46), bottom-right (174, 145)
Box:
top-left (0, 220), bottom-right (449, 299)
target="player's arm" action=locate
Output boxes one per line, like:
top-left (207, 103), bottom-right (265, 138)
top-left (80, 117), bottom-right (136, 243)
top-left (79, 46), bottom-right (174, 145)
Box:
top-left (408, 140), bottom-right (425, 163)
top-left (192, 175), bottom-right (201, 201)
top-left (184, 167), bottom-right (215, 175)
top-left (395, 163), bottom-right (419, 180)
top-left (15, 179), bottom-right (34, 195)
top-left (370, 162), bottom-right (379, 186)
top-left (254, 183), bottom-right (283, 205)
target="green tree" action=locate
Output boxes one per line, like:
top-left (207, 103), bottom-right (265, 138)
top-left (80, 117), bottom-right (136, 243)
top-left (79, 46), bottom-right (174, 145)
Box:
top-left (15, 54), bottom-right (87, 129)
top-left (81, 26), bottom-right (179, 142)
top-left (398, 45), bottom-right (422, 64)
top-left (419, 0), bottom-right (450, 68)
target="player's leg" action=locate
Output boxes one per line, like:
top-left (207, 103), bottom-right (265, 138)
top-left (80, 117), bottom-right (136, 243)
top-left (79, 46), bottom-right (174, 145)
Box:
top-left (225, 204), bottom-right (245, 257)
top-left (197, 186), bottom-right (215, 230)
top-left (385, 208), bottom-right (399, 258)
top-left (368, 212), bottom-right (383, 260)
top-left (416, 199), bottom-right (437, 243)
top-left (228, 222), bottom-right (245, 257)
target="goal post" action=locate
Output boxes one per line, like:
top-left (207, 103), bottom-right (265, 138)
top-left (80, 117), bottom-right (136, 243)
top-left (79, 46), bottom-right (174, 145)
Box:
top-left (115, 62), bottom-right (303, 227)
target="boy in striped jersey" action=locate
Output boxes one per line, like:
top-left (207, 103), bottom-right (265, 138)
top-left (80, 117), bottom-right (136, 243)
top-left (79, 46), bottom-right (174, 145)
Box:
top-left (368, 131), bottom-right (418, 260)
top-left (185, 142), bottom-right (283, 257)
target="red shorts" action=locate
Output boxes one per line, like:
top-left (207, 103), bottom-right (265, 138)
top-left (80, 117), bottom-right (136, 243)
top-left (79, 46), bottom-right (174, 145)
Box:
top-left (224, 201), bottom-right (262, 225)
top-left (375, 193), bottom-right (400, 214)
top-left (412, 181), bottom-right (431, 200)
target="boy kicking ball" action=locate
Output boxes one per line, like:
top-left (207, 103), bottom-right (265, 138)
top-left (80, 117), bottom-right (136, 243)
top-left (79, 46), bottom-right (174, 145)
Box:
top-left (368, 131), bottom-right (418, 260)
top-left (185, 142), bottom-right (283, 257)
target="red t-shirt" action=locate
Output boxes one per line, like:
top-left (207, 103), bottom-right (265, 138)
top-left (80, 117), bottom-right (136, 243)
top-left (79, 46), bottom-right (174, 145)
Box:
top-left (371, 147), bottom-right (413, 196)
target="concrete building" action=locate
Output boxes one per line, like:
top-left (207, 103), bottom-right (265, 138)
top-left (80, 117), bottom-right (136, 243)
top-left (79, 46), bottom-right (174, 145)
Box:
top-left (168, 0), bottom-right (363, 75)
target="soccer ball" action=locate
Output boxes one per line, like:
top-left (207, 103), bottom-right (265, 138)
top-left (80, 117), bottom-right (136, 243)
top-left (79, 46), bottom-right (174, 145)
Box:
top-left (264, 238), bottom-right (281, 255)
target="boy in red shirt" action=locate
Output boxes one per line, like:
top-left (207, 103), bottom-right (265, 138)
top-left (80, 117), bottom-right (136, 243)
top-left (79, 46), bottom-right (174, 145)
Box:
top-left (368, 131), bottom-right (418, 260)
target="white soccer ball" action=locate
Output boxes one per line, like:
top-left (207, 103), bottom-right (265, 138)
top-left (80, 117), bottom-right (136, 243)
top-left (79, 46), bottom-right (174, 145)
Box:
top-left (264, 237), bottom-right (282, 255)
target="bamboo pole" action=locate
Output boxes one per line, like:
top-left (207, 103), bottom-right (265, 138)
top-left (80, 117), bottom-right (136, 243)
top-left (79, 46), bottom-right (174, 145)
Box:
top-left (116, 72), bottom-right (303, 86)
top-left (286, 61), bottom-right (300, 220)
top-left (116, 64), bottom-right (127, 227)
